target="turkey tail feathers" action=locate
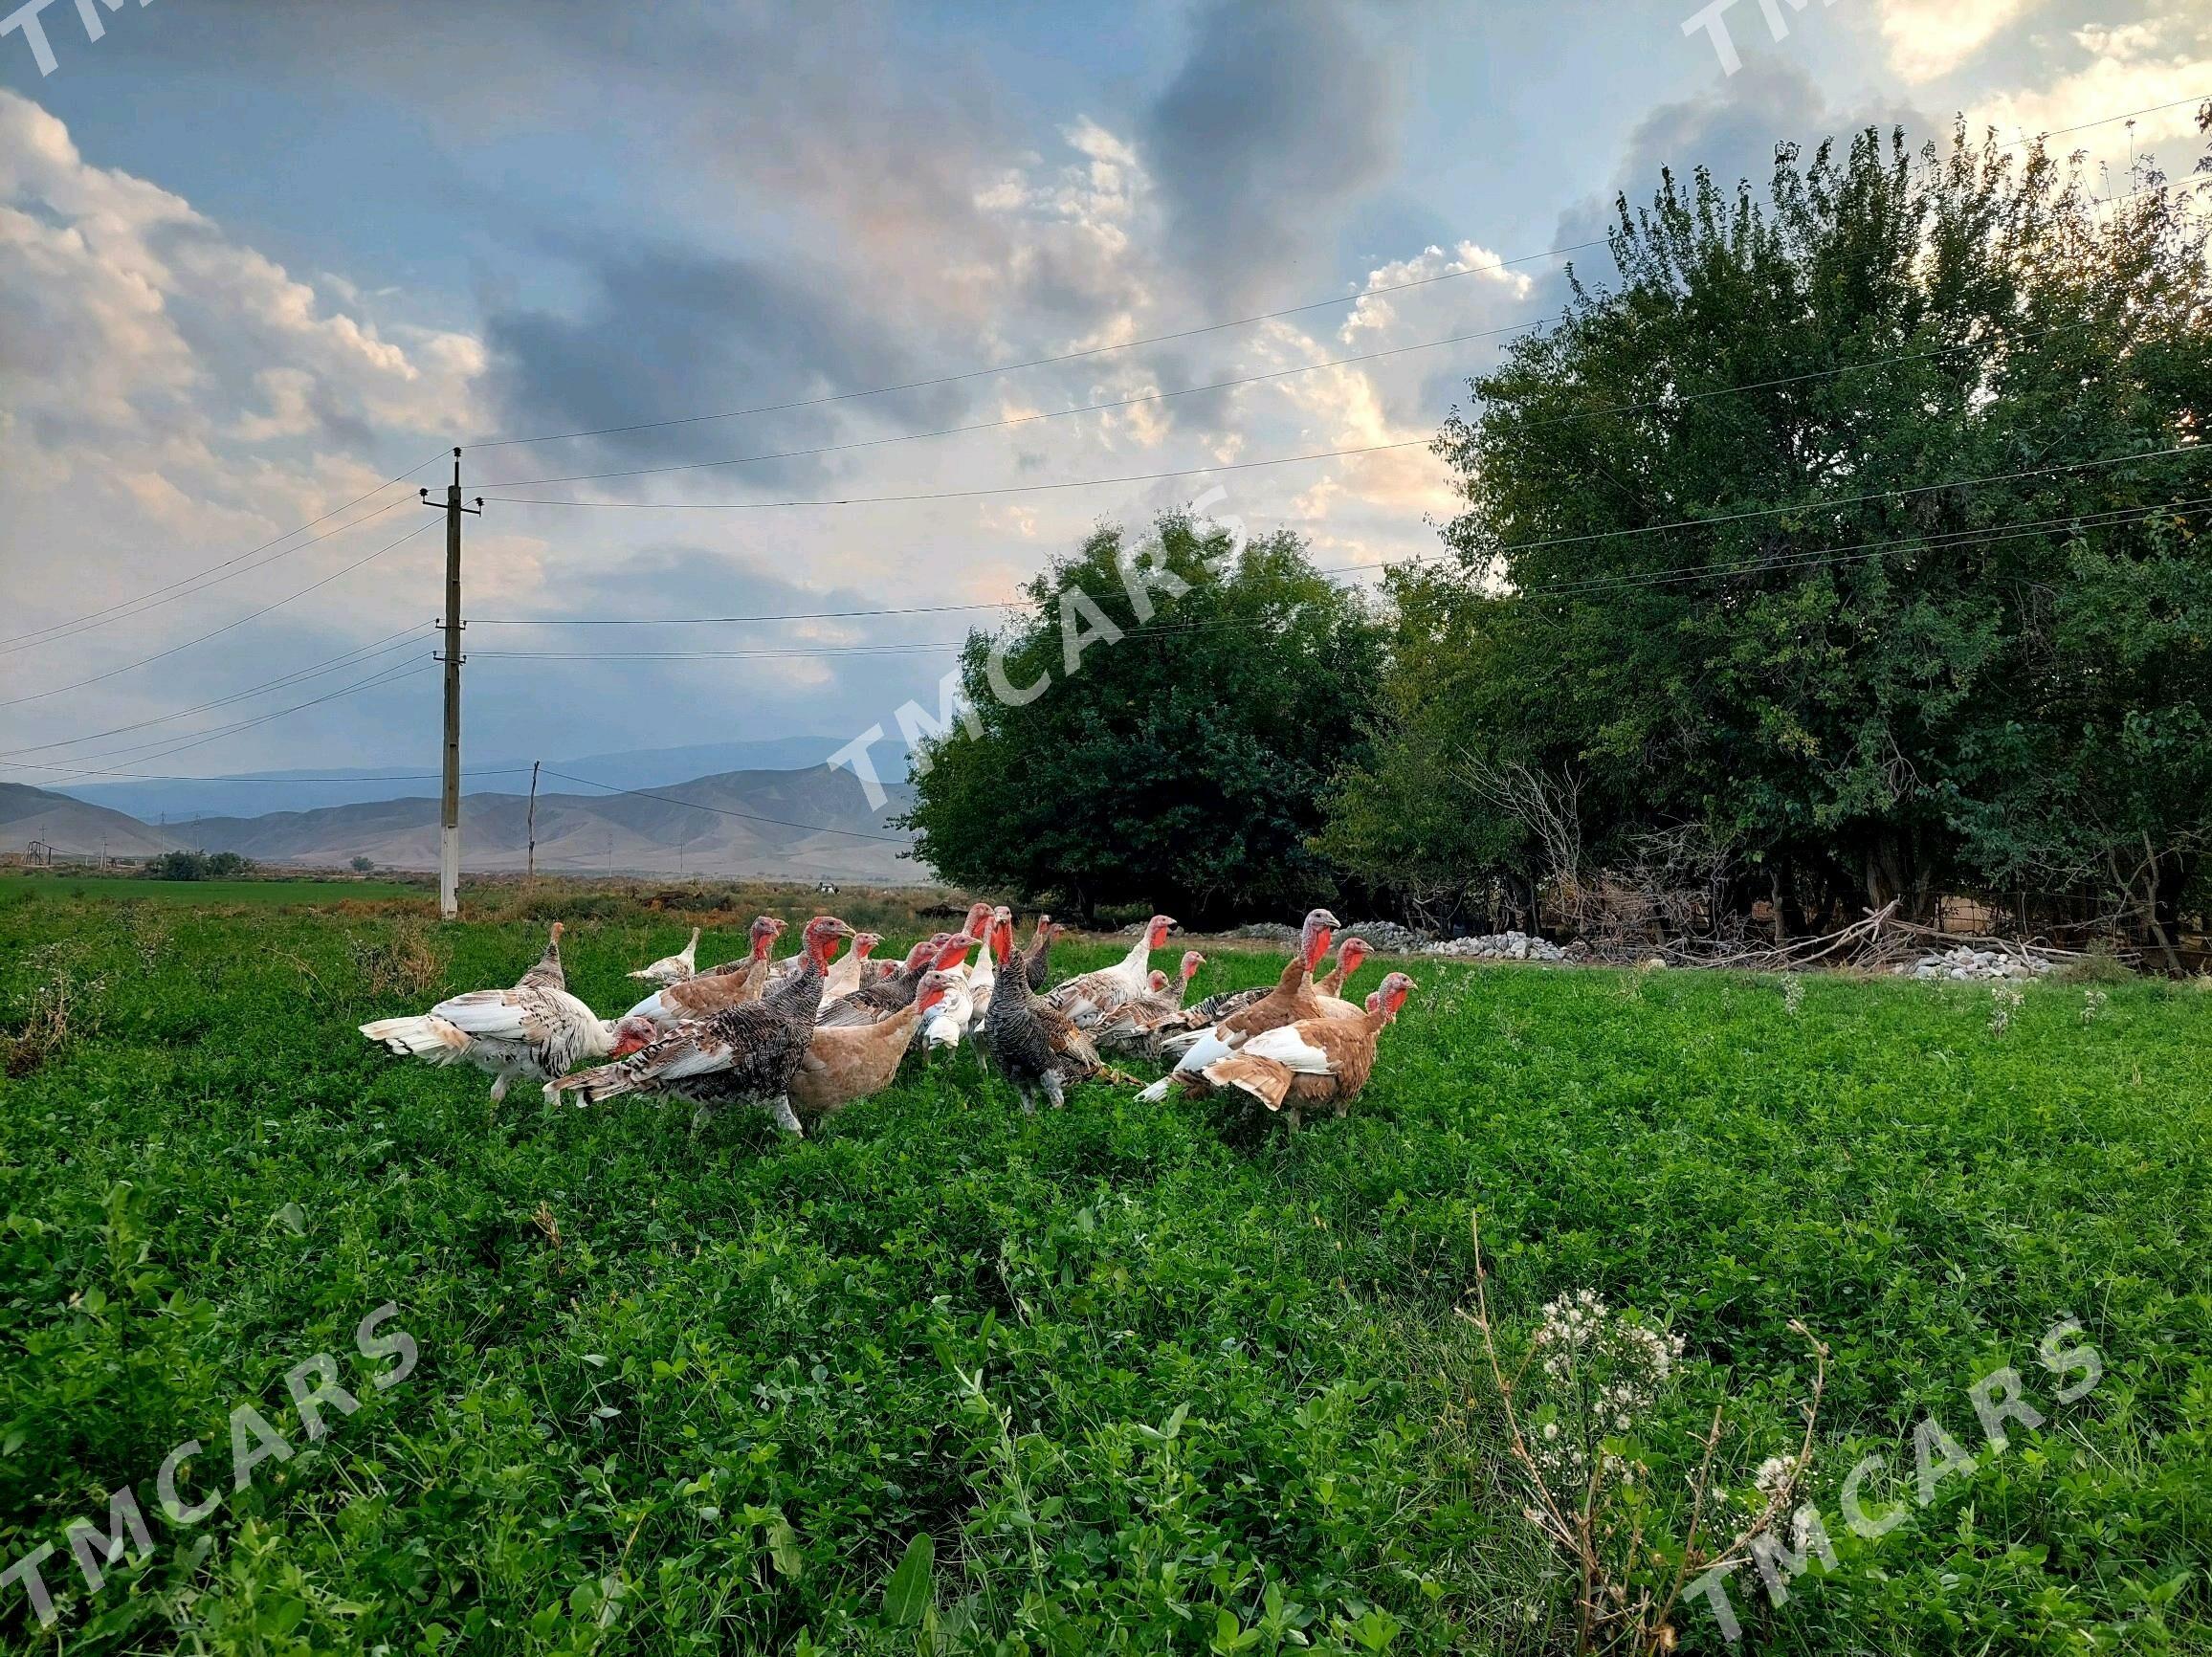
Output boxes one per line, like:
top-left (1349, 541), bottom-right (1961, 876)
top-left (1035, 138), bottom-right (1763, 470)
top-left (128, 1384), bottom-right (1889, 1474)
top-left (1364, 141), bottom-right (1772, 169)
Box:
top-left (546, 1063), bottom-right (639, 1106)
top-left (359, 1015), bottom-right (470, 1062)
top-left (1203, 1053), bottom-right (1294, 1109)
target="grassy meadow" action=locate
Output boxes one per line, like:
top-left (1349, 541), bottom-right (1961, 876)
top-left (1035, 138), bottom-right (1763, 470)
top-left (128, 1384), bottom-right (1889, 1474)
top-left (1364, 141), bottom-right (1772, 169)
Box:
top-left (1, 892), bottom-right (2209, 1654)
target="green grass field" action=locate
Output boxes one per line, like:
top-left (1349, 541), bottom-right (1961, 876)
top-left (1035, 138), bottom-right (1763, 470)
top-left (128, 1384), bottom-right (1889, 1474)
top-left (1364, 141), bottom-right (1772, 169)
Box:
top-left (2, 898), bottom-right (2208, 1654)
top-left (0, 875), bottom-right (421, 906)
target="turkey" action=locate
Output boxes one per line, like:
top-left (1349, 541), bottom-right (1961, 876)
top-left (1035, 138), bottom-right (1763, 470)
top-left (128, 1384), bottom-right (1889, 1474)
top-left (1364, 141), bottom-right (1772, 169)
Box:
top-left (914, 902), bottom-right (1004, 1051)
top-left (1094, 950), bottom-right (1206, 1059)
top-left (822, 931), bottom-right (882, 1002)
top-left (975, 913), bottom-right (1121, 1112)
top-left (1020, 914), bottom-right (1062, 992)
top-left (965, 906), bottom-right (1012, 1029)
top-left (1047, 914), bottom-right (1176, 1026)
top-left (1138, 908), bottom-right (1338, 1102)
top-left (1313, 937), bottom-right (1373, 1020)
top-left (551, 916), bottom-right (853, 1137)
top-left (791, 970), bottom-right (959, 1119)
top-left (1198, 971), bottom-right (1415, 1128)
top-left (627, 927), bottom-right (700, 984)
top-left (628, 916), bottom-right (784, 1028)
top-left (918, 969), bottom-right (975, 1052)
top-left (360, 922), bottom-right (653, 1102)
top-left (815, 932), bottom-right (973, 1027)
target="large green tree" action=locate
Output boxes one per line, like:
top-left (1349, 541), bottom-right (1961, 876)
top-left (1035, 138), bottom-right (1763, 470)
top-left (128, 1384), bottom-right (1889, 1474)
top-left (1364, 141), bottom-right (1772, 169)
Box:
top-left (901, 516), bottom-right (1382, 924)
top-left (1327, 125), bottom-right (2212, 941)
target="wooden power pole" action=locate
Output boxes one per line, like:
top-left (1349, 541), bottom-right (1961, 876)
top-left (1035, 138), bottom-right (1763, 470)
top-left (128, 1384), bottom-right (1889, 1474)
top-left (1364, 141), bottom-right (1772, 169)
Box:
top-left (423, 449), bottom-right (481, 920)
top-left (526, 760), bottom-right (541, 881)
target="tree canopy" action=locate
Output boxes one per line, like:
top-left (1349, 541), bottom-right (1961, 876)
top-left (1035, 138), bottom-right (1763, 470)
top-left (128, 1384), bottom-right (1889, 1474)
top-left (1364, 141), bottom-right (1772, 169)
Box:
top-left (1324, 125), bottom-right (2212, 950)
top-left (901, 516), bottom-right (1382, 924)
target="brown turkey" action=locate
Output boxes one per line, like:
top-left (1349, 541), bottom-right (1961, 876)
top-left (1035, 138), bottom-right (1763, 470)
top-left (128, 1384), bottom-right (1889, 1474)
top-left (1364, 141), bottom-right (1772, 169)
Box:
top-left (1139, 908), bottom-right (1338, 1101)
top-left (976, 913), bottom-right (1118, 1112)
top-left (551, 916), bottom-right (853, 1137)
top-left (1198, 971), bottom-right (1415, 1128)
top-left (815, 932), bottom-right (973, 1027)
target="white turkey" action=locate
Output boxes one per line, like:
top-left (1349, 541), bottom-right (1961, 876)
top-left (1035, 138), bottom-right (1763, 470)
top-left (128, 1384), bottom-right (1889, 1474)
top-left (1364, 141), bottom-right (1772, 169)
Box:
top-left (627, 927), bottom-right (700, 984)
top-left (1047, 914), bottom-right (1176, 1027)
top-left (360, 922), bottom-right (654, 1102)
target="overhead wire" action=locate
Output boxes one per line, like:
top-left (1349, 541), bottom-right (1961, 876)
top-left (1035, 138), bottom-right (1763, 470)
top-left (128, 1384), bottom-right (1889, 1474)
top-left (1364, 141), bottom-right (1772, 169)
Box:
top-left (4, 449), bottom-right (451, 652)
top-left (0, 515), bottom-right (442, 710)
top-left (0, 626), bottom-right (434, 761)
top-left (463, 92), bottom-right (2212, 456)
top-left (534, 767), bottom-right (911, 844)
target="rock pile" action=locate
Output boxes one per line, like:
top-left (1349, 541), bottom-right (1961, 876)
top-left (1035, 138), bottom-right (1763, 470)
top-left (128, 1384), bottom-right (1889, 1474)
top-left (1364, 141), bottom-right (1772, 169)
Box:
top-left (1424, 930), bottom-right (1569, 962)
top-left (1896, 946), bottom-right (2056, 982)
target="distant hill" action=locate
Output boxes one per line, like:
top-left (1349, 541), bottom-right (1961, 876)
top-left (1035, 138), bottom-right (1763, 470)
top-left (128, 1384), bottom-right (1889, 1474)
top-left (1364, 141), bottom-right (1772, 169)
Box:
top-left (6, 763), bottom-right (924, 883)
top-left (176, 764), bottom-right (922, 883)
top-left (54, 737), bottom-right (907, 823)
top-left (0, 783), bottom-right (183, 862)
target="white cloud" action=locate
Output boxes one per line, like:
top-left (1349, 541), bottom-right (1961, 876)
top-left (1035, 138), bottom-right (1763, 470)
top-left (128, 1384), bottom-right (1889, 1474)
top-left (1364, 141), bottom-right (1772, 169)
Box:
top-left (1966, 11), bottom-right (2212, 156)
top-left (1872, 0), bottom-right (2039, 83)
top-left (1339, 241), bottom-right (1533, 344)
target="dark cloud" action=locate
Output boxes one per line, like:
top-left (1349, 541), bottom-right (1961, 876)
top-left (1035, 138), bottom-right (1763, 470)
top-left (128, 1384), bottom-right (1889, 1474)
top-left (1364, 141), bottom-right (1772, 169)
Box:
top-left (1144, 0), bottom-right (1400, 308)
top-left (1537, 59), bottom-right (1930, 304)
top-left (477, 241), bottom-right (980, 487)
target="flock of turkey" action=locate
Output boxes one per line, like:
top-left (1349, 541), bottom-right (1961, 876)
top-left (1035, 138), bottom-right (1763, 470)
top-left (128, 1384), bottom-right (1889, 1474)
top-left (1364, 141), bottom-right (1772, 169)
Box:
top-left (359, 903), bottom-right (1416, 1137)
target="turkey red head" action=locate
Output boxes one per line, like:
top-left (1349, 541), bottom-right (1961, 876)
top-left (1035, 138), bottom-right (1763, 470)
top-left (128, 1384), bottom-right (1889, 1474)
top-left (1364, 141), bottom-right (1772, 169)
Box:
top-left (1180, 950), bottom-right (1206, 982)
top-left (914, 969), bottom-right (961, 1017)
top-left (934, 932), bottom-right (977, 971)
top-left (989, 915), bottom-right (1016, 964)
top-left (747, 915), bottom-right (785, 960)
top-left (1144, 914), bottom-right (1176, 950)
top-left (962, 900), bottom-right (994, 939)
top-left (1338, 938), bottom-right (1370, 979)
top-left (1298, 908), bottom-right (1340, 972)
top-left (801, 916), bottom-right (855, 965)
top-left (903, 932), bottom-right (952, 973)
top-left (608, 1015), bottom-right (657, 1059)
top-left (852, 931), bottom-right (881, 961)
top-left (1148, 969), bottom-right (1169, 992)
top-left (1374, 971), bottom-right (1415, 1021)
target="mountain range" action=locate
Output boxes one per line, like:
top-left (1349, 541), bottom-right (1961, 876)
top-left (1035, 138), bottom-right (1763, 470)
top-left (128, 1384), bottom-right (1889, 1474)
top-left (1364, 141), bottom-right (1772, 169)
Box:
top-left (4, 762), bottom-right (923, 884)
top-left (53, 737), bottom-right (909, 824)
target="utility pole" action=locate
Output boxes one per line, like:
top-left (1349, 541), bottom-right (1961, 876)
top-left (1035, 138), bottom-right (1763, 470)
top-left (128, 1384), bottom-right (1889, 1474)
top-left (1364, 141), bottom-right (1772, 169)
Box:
top-left (526, 760), bottom-right (541, 881)
top-left (422, 449), bottom-right (482, 920)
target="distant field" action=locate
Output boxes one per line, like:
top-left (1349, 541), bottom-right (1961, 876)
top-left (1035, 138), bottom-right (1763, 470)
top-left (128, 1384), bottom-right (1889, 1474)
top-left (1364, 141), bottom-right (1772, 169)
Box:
top-left (1, 900), bottom-right (2207, 1653)
top-left (0, 873), bottom-right (423, 905)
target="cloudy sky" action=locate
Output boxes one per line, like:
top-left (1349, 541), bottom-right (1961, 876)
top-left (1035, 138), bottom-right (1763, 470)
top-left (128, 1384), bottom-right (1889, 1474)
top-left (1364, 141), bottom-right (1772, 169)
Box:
top-left (2, 0), bottom-right (2206, 792)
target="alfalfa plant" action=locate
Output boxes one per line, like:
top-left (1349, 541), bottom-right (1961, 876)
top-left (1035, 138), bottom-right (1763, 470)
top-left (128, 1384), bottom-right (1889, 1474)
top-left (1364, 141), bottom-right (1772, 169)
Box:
top-left (1988, 984), bottom-right (2025, 1035)
top-left (5, 947), bottom-right (103, 1078)
top-left (1460, 1214), bottom-right (1827, 1655)
top-left (350, 917), bottom-right (450, 1001)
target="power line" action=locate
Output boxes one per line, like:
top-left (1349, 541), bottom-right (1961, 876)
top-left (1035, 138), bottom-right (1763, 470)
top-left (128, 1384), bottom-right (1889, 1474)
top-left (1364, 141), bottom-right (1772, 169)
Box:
top-left (0, 627), bottom-right (432, 761)
top-left (474, 643), bottom-right (968, 661)
top-left (473, 316), bottom-right (2110, 494)
top-left (0, 516), bottom-right (442, 710)
top-left (470, 599), bottom-right (1023, 628)
top-left (462, 93), bottom-right (2209, 456)
top-left (1517, 494), bottom-right (2212, 600)
top-left (74, 659), bottom-right (434, 770)
top-left (3, 450), bottom-right (450, 652)
top-left (1493, 441), bottom-right (2210, 556)
top-left (481, 438), bottom-right (1431, 510)
top-left (1, 761), bottom-right (534, 786)
top-left (474, 317), bottom-right (1566, 490)
top-left (470, 244), bottom-right (1610, 453)
top-left (536, 768), bottom-right (912, 844)
top-left (2037, 93), bottom-right (2212, 141)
